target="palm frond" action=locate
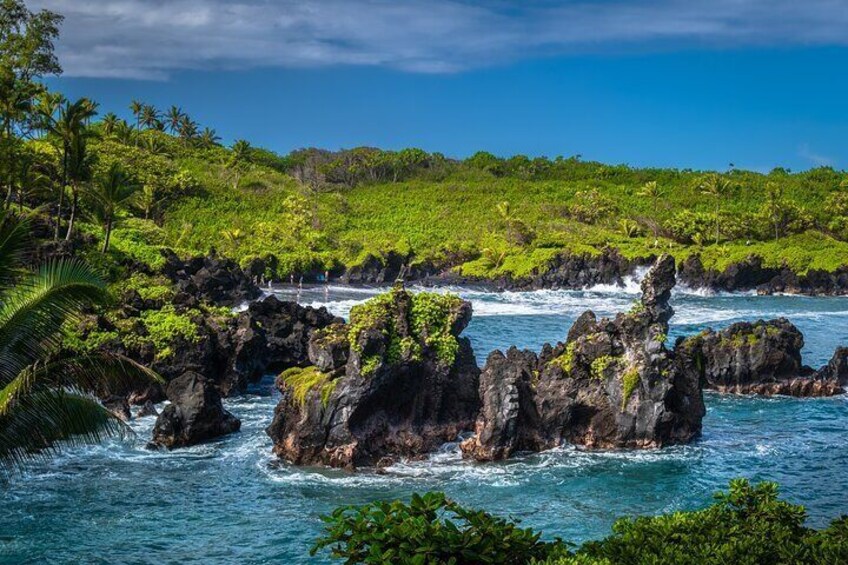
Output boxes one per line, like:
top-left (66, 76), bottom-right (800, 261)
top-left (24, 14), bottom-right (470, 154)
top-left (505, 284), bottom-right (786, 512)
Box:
top-left (0, 212), bottom-right (30, 285)
top-left (0, 353), bottom-right (162, 417)
top-left (0, 388), bottom-right (128, 479)
top-left (0, 259), bottom-right (106, 382)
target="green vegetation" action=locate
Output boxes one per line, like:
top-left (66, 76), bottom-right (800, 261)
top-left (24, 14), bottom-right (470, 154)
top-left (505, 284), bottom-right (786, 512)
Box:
top-left (312, 491), bottom-right (555, 564)
top-left (347, 288), bottom-right (464, 368)
top-left (550, 342), bottom-right (579, 374)
top-left (4, 2), bottom-right (848, 292)
top-left (314, 480), bottom-right (848, 564)
top-left (590, 355), bottom-right (618, 380)
top-left (280, 366), bottom-right (337, 407)
top-left (0, 212), bottom-right (159, 477)
top-left (621, 367), bottom-right (641, 410)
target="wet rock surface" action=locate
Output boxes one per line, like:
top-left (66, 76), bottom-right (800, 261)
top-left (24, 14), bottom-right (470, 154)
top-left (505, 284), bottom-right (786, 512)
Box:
top-left (266, 287), bottom-right (480, 469)
top-left (151, 372), bottom-right (241, 448)
top-left (461, 255), bottom-right (705, 461)
top-left (677, 254), bottom-right (848, 296)
top-left (675, 319), bottom-right (845, 397)
top-left (160, 249), bottom-right (261, 306)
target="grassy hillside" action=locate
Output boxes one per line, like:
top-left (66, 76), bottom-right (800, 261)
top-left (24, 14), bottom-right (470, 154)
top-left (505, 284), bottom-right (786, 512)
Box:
top-left (23, 125), bottom-right (848, 283)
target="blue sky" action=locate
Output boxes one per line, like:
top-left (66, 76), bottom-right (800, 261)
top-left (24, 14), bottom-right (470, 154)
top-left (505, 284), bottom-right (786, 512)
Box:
top-left (35, 0), bottom-right (848, 171)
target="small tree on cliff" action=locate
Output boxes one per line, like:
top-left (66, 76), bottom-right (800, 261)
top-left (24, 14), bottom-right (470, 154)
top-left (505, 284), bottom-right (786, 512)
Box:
top-left (228, 139), bottom-right (251, 189)
top-left (87, 163), bottom-right (140, 252)
top-left (700, 173), bottom-right (733, 245)
top-left (638, 180), bottom-right (665, 237)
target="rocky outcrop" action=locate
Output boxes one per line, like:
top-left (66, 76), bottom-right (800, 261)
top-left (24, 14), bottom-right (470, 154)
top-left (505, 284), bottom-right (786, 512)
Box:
top-left (678, 254), bottom-right (848, 296)
top-left (160, 249), bottom-right (261, 306)
top-left (150, 372), bottom-right (241, 448)
top-left (266, 287), bottom-right (480, 469)
top-left (90, 292), bottom-right (339, 399)
top-left (461, 255), bottom-right (705, 461)
top-left (814, 347), bottom-right (848, 384)
top-left (675, 319), bottom-right (844, 397)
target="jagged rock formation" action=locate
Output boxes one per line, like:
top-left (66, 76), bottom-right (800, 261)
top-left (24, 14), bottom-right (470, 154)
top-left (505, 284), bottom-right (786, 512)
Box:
top-left (160, 249), bottom-right (261, 306)
top-left (266, 287), bottom-right (480, 469)
top-left (150, 372), bottom-right (241, 448)
top-left (227, 296), bottom-right (342, 392)
top-left (91, 294), bottom-right (339, 402)
top-left (461, 255), bottom-right (705, 461)
top-left (677, 254), bottom-right (848, 296)
top-left (676, 320), bottom-right (845, 397)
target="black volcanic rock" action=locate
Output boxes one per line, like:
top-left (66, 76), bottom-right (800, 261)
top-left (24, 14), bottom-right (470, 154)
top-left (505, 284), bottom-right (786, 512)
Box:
top-left (266, 287), bottom-right (480, 469)
top-left (462, 254), bottom-right (705, 461)
top-left (151, 372), bottom-right (240, 448)
top-left (675, 319), bottom-right (843, 397)
top-left (160, 249), bottom-right (261, 307)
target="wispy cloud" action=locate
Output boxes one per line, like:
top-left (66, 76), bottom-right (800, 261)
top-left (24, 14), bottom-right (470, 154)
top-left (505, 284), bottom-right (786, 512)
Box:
top-left (30, 0), bottom-right (848, 79)
top-left (799, 143), bottom-right (834, 167)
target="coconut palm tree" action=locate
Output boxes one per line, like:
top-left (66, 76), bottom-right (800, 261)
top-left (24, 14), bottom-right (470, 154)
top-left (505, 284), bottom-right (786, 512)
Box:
top-left (129, 99), bottom-right (143, 145)
top-left (0, 212), bottom-right (159, 477)
top-left (700, 173), bottom-right (733, 245)
top-left (60, 102), bottom-right (97, 241)
top-left (87, 163), bottom-right (140, 252)
top-left (139, 104), bottom-right (160, 130)
top-left (43, 97), bottom-right (97, 240)
top-left (177, 115), bottom-right (198, 144)
top-left (228, 139), bottom-right (251, 189)
top-left (638, 180), bottom-right (665, 237)
top-left (113, 119), bottom-right (134, 145)
top-left (198, 127), bottom-right (220, 149)
top-left (166, 106), bottom-right (184, 135)
top-left (100, 112), bottom-right (119, 136)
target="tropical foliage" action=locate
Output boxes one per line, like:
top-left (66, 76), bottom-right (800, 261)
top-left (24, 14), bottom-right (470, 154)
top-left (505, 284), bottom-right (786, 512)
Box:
top-left (0, 212), bottom-right (159, 477)
top-left (313, 480), bottom-right (848, 564)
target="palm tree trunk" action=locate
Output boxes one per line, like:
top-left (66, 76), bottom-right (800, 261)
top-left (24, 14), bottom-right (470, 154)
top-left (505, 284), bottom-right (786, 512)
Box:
top-left (54, 184), bottom-right (64, 240)
top-left (102, 218), bottom-right (112, 253)
top-left (65, 186), bottom-right (78, 241)
top-left (714, 200), bottom-right (720, 245)
top-left (55, 146), bottom-right (69, 240)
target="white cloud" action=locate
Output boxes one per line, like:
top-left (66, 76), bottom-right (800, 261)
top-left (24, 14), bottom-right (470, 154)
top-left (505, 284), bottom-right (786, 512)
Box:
top-left (29, 0), bottom-right (848, 79)
top-left (799, 143), bottom-right (834, 167)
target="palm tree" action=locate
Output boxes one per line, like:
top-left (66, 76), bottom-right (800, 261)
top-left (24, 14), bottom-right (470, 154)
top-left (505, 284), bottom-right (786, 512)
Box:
top-left (129, 99), bottom-right (143, 146)
top-left (139, 104), bottom-right (160, 130)
top-left (13, 149), bottom-right (51, 213)
top-left (638, 181), bottom-right (665, 237)
top-left (87, 163), bottom-right (140, 252)
top-left (0, 213), bottom-right (159, 477)
top-left (166, 105), bottom-right (184, 135)
top-left (764, 182), bottom-right (784, 241)
top-left (58, 99), bottom-right (98, 241)
top-left (100, 112), bottom-right (119, 136)
top-left (177, 115), bottom-right (198, 144)
top-left (700, 173), bottom-right (733, 245)
top-left (198, 127), bottom-right (220, 149)
top-left (229, 139), bottom-right (251, 188)
top-left (113, 119), bottom-right (134, 145)
top-left (43, 97), bottom-right (97, 240)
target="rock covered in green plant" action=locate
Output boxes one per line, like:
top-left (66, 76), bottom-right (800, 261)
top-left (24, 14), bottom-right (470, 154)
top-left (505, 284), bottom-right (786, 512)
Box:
top-left (675, 318), bottom-right (845, 396)
top-left (462, 254), bottom-right (704, 461)
top-left (266, 287), bottom-right (480, 470)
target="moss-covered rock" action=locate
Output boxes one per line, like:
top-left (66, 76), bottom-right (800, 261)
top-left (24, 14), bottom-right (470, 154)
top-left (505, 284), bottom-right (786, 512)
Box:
top-left (462, 254), bottom-right (705, 461)
top-left (267, 287), bottom-right (480, 470)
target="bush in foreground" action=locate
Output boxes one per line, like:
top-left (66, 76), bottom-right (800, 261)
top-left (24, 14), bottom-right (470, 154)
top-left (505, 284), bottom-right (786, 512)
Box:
top-left (313, 480), bottom-right (848, 564)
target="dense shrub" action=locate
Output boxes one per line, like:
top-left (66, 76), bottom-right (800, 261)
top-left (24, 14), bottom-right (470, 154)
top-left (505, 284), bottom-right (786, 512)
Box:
top-left (312, 492), bottom-right (560, 564)
top-left (313, 481), bottom-right (848, 565)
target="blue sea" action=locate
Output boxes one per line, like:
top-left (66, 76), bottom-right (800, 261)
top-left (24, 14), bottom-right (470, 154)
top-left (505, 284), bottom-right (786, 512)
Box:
top-left (3, 280), bottom-right (848, 563)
